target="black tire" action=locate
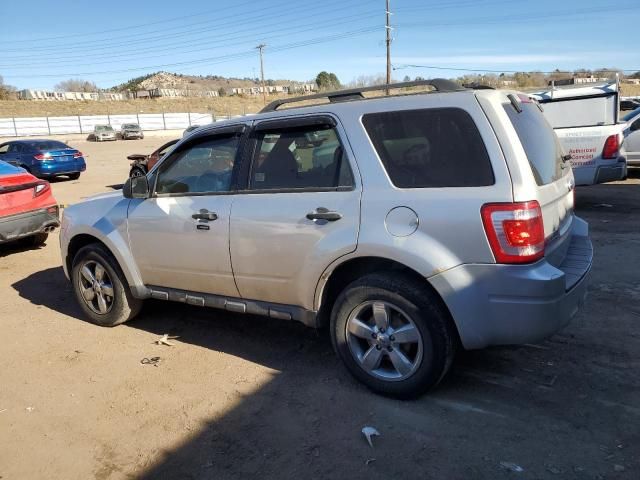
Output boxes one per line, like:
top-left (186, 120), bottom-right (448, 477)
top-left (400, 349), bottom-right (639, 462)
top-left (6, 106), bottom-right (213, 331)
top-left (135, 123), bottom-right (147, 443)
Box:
top-left (71, 243), bottom-right (143, 326)
top-left (330, 273), bottom-right (456, 399)
top-left (68, 172), bottom-right (81, 180)
top-left (129, 166), bottom-right (146, 178)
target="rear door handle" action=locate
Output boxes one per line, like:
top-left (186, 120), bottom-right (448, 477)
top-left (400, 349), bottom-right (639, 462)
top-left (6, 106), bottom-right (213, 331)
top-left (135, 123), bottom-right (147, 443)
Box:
top-left (192, 209), bottom-right (218, 221)
top-left (306, 207), bottom-right (342, 222)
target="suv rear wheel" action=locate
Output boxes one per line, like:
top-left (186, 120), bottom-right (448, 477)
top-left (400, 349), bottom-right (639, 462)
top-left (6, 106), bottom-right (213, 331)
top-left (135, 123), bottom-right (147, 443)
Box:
top-left (330, 273), bottom-right (455, 398)
top-left (71, 243), bottom-right (143, 326)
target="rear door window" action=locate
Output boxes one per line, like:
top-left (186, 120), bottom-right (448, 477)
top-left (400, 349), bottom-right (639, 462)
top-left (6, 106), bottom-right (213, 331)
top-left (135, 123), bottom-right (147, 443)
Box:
top-left (503, 101), bottom-right (565, 185)
top-left (249, 124), bottom-right (354, 190)
top-left (362, 108), bottom-right (494, 188)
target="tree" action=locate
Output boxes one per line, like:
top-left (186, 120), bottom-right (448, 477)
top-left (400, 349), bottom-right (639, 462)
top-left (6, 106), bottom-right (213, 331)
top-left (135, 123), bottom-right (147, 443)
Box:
top-left (54, 78), bottom-right (99, 92)
top-left (218, 87), bottom-right (227, 97)
top-left (0, 75), bottom-right (16, 100)
top-left (403, 75), bottom-right (411, 82)
top-left (315, 71), bottom-right (341, 90)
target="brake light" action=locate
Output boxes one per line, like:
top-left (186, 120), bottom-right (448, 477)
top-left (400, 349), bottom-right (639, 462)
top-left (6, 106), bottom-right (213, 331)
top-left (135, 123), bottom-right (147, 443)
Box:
top-left (602, 135), bottom-right (619, 159)
top-left (33, 181), bottom-right (50, 197)
top-left (73, 151), bottom-right (83, 158)
top-left (34, 153), bottom-right (52, 161)
top-left (481, 201), bottom-right (545, 264)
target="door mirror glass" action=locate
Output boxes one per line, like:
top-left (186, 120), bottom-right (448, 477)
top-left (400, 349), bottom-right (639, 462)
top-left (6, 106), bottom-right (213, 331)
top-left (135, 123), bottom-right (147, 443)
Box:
top-left (123, 175), bottom-right (150, 199)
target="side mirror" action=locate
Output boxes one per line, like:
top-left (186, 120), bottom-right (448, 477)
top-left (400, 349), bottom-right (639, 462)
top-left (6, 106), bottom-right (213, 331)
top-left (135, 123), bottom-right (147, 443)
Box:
top-left (123, 175), bottom-right (150, 199)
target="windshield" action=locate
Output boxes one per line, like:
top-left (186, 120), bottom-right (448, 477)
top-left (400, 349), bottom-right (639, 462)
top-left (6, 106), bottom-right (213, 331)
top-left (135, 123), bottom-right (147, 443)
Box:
top-left (96, 125), bottom-right (114, 132)
top-left (123, 124), bottom-right (140, 130)
top-left (622, 107), bottom-right (640, 122)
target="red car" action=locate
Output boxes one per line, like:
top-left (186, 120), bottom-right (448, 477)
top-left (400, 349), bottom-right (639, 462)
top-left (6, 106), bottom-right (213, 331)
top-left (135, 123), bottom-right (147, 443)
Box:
top-left (0, 160), bottom-right (59, 246)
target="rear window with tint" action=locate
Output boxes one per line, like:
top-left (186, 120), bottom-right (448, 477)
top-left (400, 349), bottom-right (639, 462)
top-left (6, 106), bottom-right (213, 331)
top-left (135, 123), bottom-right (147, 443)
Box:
top-left (28, 141), bottom-right (68, 151)
top-left (503, 102), bottom-right (565, 185)
top-left (362, 108), bottom-right (494, 188)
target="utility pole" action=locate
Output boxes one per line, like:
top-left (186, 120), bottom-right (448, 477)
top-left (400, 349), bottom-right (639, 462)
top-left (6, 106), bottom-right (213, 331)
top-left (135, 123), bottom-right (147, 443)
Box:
top-left (256, 44), bottom-right (267, 105)
top-left (385, 0), bottom-right (392, 95)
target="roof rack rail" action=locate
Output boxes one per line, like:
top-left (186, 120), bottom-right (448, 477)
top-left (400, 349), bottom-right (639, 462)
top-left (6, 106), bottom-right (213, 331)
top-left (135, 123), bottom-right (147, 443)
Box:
top-left (260, 78), bottom-right (465, 113)
top-left (462, 82), bottom-right (495, 90)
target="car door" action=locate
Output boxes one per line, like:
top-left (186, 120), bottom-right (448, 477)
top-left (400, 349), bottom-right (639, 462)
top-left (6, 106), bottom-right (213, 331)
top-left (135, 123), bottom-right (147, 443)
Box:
top-left (230, 115), bottom-right (361, 310)
top-left (127, 125), bottom-right (246, 297)
top-left (624, 117), bottom-right (640, 162)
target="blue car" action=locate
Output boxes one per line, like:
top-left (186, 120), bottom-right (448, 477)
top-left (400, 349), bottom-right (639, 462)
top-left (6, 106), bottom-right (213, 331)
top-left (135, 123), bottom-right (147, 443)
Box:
top-left (0, 139), bottom-right (86, 179)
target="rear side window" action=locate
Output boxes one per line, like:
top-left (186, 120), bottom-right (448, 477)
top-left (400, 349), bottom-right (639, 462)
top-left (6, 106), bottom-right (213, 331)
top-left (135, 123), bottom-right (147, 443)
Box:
top-left (250, 125), bottom-right (354, 190)
top-left (362, 108), bottom-right (494, 188)
top-left (503, 102), bottom-right (564, 185)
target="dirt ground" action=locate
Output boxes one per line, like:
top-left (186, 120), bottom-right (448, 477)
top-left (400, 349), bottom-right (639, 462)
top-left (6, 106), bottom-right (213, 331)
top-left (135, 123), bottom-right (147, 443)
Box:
top-left (0, 138), bottom-right (638, 479)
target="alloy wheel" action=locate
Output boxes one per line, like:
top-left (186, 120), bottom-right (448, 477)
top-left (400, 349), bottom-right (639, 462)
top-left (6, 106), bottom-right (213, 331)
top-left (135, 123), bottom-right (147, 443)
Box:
top-left (345, 300), bottom-right (423, 381)
top-left (77, 260), bottom-right (115, 315)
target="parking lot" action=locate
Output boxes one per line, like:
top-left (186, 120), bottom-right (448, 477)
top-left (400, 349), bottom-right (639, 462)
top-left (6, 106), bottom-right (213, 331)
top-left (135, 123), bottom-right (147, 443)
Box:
top-left (0, 137), bottom-right (638, 479)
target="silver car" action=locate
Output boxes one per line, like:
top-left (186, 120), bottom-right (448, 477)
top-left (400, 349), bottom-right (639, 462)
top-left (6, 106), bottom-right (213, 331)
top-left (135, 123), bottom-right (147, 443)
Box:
top-left (622, 107), bottom-right (640, 166)
top-left (59, 80), bottom-right (593, 398)
top-left (92, 125), bottom-right (116, 142)
top-left (120, 123), bottom-right (144, 140)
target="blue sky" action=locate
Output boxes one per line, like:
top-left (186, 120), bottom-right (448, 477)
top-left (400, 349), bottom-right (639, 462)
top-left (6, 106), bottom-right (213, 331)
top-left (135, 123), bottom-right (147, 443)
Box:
top-left (1, 0), bottom-right (638, 90)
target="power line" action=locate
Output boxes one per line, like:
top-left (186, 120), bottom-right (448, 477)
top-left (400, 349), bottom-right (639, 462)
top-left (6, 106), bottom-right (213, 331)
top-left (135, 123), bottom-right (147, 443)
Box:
top-left (393, 65), bottom-right (640, 74)
top-left (0, 9), bottom-right (381, 69)
top-left (2, 26), bottom-right (381, 79)
top-left (1, 0), bottom-right (371, 54)
top-left (0, 0), bottom-right (274, 45)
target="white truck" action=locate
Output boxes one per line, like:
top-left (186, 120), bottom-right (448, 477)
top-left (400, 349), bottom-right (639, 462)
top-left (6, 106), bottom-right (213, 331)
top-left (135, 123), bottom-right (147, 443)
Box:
top-left (530, 81), bottom-right (627, 185)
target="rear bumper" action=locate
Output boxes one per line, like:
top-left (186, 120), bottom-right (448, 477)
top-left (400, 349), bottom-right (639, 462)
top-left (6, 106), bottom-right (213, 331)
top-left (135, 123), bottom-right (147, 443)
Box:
top-left (429, 217), bottom-right (593, 350)
top-left (33, 160), bottom-right (86, 177)
top-left (0, 207), bottom-right (60, 244)
top-left (572, 158), bottom-right (626, 185)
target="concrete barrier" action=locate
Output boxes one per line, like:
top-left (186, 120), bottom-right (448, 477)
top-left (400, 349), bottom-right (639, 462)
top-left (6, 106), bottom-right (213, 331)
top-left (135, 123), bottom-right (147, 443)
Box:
top-left (0, 112), bottom-right (217, 138)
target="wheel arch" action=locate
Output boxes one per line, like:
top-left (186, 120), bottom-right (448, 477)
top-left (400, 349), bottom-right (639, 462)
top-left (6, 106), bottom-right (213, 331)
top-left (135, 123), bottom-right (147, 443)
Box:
top-left (316, 256), bottom-right (459, 342)
top-left (66, 232), bottom-right (149, 299)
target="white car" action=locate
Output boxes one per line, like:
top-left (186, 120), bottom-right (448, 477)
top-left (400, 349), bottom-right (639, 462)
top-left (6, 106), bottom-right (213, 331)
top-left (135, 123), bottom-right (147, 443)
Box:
top-left (622, 107), bottom-right (640, 166)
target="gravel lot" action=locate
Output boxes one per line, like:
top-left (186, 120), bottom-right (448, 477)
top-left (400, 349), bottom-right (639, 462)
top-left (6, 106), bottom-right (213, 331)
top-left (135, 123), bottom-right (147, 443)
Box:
top-left (1, 138), bottom-right (638, 479)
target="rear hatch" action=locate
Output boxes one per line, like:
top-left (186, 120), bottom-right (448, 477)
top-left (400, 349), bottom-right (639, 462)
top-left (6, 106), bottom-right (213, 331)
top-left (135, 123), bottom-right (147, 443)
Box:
top-left (502, 96), bottom-right (575, 271)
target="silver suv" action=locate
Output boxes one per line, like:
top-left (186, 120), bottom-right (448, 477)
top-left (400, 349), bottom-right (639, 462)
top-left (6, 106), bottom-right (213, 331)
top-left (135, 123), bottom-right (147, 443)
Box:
top-left (59, 80), bottom-right (593, 398)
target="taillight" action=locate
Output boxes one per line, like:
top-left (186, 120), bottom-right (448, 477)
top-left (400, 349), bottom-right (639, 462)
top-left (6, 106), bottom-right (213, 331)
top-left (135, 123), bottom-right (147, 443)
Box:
top-left (33, 181), bottom-right (50, 197)
top-left (481, 201), bottom-right (545, 264)
top-left (73, 151), bottom-right (83, 158)
top-left (602, 135), bottom-right (619, 159)
top-left (34, 153), bottom-right (52, 161)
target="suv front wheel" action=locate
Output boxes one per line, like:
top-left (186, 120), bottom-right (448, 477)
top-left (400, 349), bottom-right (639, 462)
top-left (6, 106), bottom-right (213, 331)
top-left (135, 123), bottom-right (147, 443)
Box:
top-left (331, 273), bottom-right (455, 398)
top-left (71, 243), bottom-right (143, 326)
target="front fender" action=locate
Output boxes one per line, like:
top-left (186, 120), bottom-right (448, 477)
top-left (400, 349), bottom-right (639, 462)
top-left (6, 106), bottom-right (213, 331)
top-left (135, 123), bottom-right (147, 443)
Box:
top-left (60, 194), bottom-right (149, 298)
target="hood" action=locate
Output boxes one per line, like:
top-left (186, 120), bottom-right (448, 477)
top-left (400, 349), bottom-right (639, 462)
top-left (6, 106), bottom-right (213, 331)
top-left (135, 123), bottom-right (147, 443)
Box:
top-left (81, 190), bottom-right (123, 202)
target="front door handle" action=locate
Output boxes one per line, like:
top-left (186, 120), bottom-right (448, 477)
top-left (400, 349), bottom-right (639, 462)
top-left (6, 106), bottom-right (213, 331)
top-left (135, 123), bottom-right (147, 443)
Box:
top-left (192, 209), bottom-right (218, 221)
top-left (306, 207), bottom-right (342, 222)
